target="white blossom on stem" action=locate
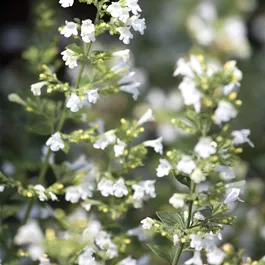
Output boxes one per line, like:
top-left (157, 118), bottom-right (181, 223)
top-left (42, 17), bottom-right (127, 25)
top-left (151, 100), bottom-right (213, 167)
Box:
top-left (206, 248), bottom-right (226, 265)
top-left (144, 137), bottom-right (163, 154)
top-left (93, 130), bottom-right (116, 150)
top-left (81, 19), bottom-right (96, 43)
top-left (86, 89), bottom-right (100, 104)
top-left (190, 168), bottom-right (206, 184)
top-left (61, 49), bottom-right (79, 69)
top-left (169, 193), bottom-right (186, 208)
top-left (231, 129), bottom-right (254, 147)
top-left (66, 93), bottom-right (83, 112)
top-left (59, 0), bottom-right (74, 8)
top-left (46, 132), bottom-right (65, 152)
top-left (113, 179), bottom-right (128, 198)
top-left (156, 159), bottom-right (172, 177)
top-left (60, 21), bottom-right (78, 38)
top-left (214, 101), bottom-right (237, 125)
top-left (224, 188), bottom-right (244, 204)
top-left (98, 179), bottom-right (114, 197)
top-left (126, 0), bottom-right (142, 15)
top-left (141, 217), bottom-right (154, 230)
top-left (114, 139), bottom-right (126, 157)
top-left (176, 155), bottom-right (196, 175)
top-left (138, 108), bottom-right (155, 125)
top-left (194, 138), bottom-right (216, 158)
top-left (185, 251), bottom-right (203, 265)
top-left (31, 81), bottom-right (47, 96)
top-left (118, 26), bottom-right (134, 44)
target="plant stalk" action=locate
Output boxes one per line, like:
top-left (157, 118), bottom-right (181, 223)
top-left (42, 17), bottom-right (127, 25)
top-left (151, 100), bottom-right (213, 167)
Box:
top-left (172, 181), bottom-right (196, 265)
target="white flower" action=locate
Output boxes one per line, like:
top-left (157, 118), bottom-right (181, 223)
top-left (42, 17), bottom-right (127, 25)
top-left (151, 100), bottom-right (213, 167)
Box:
top-left (173, 58), bottom-right (194, 78)
top-left (118, 26), bottom-right (134, 44)
top-left (214, 165), bottom-right (235, 180)
top-left (120, 83), bottom-right (141, 100)
top-left (176, 155), bottom-right (196, 175)
top-left (156, 159), bottom-right (172, 177)
top-left (98, 179), bottom-right (114, 197)
top-left (46, 132), bottom-right (65, 152)
top-left (141, 217), bottom-right (154, 230)
top-left (144, 137), bottom-right (163, 154)
top-left (31, 81), bottom-right (47, 96)
top-left (65, 186), bottom-right (80, 203)
top-left (78, 248), bottom-right (97, 265)
top-left (114, 139), bottom-right (126, 157)
top-left (113, 179), bottom-right (128, 198)
top-left (138, 108), bottom-right (155, 125)
top-left (119, 8), bottom-right (130, 23)
top-left (81, 202), bottom-right (92, 211)
top-left (232, 129), bottom-right (254, 147)
top-left (95, 231), bottom-right (112, 249)
top-left (126, 0), bottom-right (142, 15)
top-left (28, 245), bottom-right (44, 260)
top-left (49, 192), bottom-right (58, 201)
top-left (194, 138), bottom-right (216, 158)
top-left (185, 251), bottom-right (203, 265)
top-left (107, 2), bottom-right (123, 19)
top-left (190, 168), bottom-right (206, 184)
top-left (81, 19), bottom-right (96, 43)
top-left (61, 49), bottom-right (79, 69)
top-left (132, 184), bottom-right (145, 200)
top-left (120, 257), bottom-right (137, 265)
top-left (86, 89), bottom-right (100, 104)
top-left (61, 21), bottom-right (78, 38)
top-left (169, 193), bottom-right (186, 209)
top-left (59, 0), bottom-right (74, 8)
top-left (130, 16), bottom-right (146, 35)
top-left (118, 72), bottom-right (141, 100)
top-left (66, 93), bottom-right (83, 112)
top-left (34, 185), bottom-right (48, 201)
top-left (14, 220), bottom-right (44, 245)
top-left (112, 49), bottom-right (130, 62)
top-left (190, 55), bottom-right (203, 76)
top-left (214, 101), bottom-right (237, 125)
top-left (93, 130), bottom-right (116, 150)
top-left (106, 242), bottom-right (118, 259)
top-left (206, 248), bottom-right (226, 265)
top-left (173, 234), bottom-right (180, 245)
top-left (39, 257), bottom-right (51, 265)
top-left (0, 185), bottom-right (4, 192)
top-left (189, 234), bottom-right (204, 251)
top-left (224, 188), bottom-right (244, 204)
top-left (142, 180), bottom-right (156, 198)
top-left (179, 78), bottom-right (202, 112)
top-left (223, 82), bottom-right (240, 95)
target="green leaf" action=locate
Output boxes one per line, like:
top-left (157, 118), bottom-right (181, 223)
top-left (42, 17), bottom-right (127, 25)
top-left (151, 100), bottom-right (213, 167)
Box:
top-left (174, 174), bottom-right (190, 188)
top-left (156, 211), bottom-right (185, 228)
top-left (66, 43), bottom-right (83, 55)
top-left (147, 244), bottom-right (172, 264)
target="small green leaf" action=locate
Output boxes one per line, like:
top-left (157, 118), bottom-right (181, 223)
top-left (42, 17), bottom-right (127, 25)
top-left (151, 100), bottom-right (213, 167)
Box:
top-left (66, 43), bottom-right (83, 55)
top-left (156, 211), bottom-right (185, 228)
top-left (147, 244), bottom-right (172, 264)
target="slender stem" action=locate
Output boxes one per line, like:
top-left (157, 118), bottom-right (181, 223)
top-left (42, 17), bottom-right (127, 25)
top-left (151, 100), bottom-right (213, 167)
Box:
top-left (172, 243), bottom-right (184, 265)
top-left (172, 181), bottom-right (196, 265)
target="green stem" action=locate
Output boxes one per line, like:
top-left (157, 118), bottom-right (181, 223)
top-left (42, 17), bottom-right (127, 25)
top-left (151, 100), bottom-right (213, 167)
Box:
top-left (172, 181), bottom-right (196, 265)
